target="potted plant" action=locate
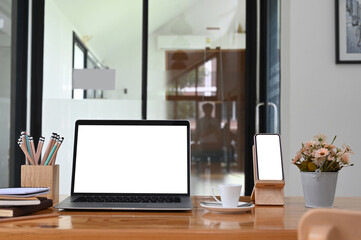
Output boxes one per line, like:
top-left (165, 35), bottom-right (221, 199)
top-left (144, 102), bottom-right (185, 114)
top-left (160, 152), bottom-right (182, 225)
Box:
top-left (292, 134), bottom-right (353, 208)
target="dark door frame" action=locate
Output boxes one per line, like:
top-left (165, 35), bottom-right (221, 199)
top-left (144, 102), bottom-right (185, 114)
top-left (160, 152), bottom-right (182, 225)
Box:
top-left (9, 0), bottom-right (29, 186)
top-left (30, 0), bottom-right (45, 153)
top-left (244, 0), bottom-right (257, 195)
top-left (245, 0), bottom-right (281, 195)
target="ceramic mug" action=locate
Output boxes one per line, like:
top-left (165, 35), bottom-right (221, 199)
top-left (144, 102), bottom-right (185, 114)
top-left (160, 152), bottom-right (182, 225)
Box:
top-left (211, 184), bottom-right (242, 208)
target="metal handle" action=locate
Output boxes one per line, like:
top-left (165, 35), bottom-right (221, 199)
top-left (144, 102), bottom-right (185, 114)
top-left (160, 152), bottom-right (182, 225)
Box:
top-left (255, 102), bottom-right (278, 133)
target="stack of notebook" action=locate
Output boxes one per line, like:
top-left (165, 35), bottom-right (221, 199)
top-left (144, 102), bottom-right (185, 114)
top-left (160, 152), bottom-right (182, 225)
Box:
top-left (0, 188), bottom-right (53, 217)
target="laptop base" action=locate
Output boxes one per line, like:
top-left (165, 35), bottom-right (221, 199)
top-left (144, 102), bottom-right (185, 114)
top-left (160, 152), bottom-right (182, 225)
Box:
top-left (55, 195), bottom-right (193, 211)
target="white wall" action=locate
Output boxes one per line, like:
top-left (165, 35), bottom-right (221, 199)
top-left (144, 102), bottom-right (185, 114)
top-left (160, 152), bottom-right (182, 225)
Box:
top-left (281, 0), bottom-right (361, 196)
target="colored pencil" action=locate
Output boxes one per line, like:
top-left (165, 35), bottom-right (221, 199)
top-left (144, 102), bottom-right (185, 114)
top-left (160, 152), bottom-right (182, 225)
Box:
top-left (41, 135), bottom-right (55, 165)
top-left (18, 141), bottom-right (35, 165)
top-left (25, 132), bottom-right (32, 160)
top-left (18, 131), bottom-right (63, 166)
top-left (29, 137), bottom-right (37, 165)
top-left (49, 137), bottom-right (64, 165)
top-left (19, 134), bottom-right (29, 165)
top-left (44, 140), bottom-right (58, 166)
top-left (35, 136), bottom-right (45, 165)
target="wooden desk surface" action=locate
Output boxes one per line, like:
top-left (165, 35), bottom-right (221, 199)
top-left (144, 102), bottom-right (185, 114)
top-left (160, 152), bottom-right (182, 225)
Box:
top-left (0, 196), bottom-right (360, 240)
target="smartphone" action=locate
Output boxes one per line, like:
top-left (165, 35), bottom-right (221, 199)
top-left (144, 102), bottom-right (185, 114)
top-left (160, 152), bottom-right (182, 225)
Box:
top-left (254, 133), bottom-right (284, 181)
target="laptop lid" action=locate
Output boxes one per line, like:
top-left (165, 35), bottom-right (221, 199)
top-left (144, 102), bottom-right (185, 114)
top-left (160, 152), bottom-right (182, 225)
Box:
top-left (70, 120), bottom-right (190, 197)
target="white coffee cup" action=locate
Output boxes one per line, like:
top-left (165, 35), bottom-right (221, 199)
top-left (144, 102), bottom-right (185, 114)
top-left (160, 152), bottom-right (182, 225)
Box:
top-left (211, 184), bottom-right (242, 208)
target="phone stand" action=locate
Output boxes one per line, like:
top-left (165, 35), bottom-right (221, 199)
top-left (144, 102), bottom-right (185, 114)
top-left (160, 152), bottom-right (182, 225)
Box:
top-left (251, 145), bottom-right (285, 206)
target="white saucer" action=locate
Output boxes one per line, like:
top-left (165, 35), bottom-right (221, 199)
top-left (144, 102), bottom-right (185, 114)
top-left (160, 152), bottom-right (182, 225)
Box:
top-left (200, 202), bottom-right (255, 214)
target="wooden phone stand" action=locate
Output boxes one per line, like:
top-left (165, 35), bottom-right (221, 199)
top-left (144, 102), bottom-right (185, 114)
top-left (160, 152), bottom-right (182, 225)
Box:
top-left (251, 146), bottom-right (285, 206)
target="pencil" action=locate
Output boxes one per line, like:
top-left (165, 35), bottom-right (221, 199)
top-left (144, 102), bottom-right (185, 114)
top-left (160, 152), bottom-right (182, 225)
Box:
top-left (29, 137), bottom-right (37, 165)
top-left (49, 137), bottom-right (64, 165)
top-left (48, 134), bottom-right (58, 157)
top-left (20, 138), bottom-right (35, 165)
top-left (18, 141), bottom-right (35, 165)
top-left (35, 136), bottom-right (45, 165)
top-left (0, 213), bottom-right (59, 223)
top-left (44, 139), bottom-right (59, 166)
top-left (19, 135), bottom-right (28, 165)
top-left (19, 144), bottom-right (35, 165)
top-left (25, 132), bottom-right (32, 161)
top-left (52, 134), bottom-right (59, 149)
top-left (41, 135), bottom-right (55, 165)
top-left (48, 134), bottom-right (59, 161)
top-left (20, 132), bottom-right (29, 164)
top-left (51, 135), bottom-right (62, 164)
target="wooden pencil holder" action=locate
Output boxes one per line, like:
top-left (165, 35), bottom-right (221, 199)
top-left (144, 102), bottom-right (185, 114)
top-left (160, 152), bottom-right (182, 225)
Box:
top-left (21, 165), bottom-right (59, 205)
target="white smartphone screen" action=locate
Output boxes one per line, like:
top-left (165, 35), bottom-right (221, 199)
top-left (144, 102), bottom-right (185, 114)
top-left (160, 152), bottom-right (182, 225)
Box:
top-left (255, 134), bottom-right (284, 180)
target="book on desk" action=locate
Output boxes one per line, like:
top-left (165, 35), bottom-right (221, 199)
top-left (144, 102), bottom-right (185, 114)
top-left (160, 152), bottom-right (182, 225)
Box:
top-left (0, 188), bottom-right (53, 218)
top-left (0, 197), bottom-right (41, 206)
top-left (0, 197), bottom-right (53, 217)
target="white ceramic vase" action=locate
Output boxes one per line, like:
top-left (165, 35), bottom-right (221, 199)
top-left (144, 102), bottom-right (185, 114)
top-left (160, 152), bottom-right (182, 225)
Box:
top-left (300, 171), bottom-right (338, 208)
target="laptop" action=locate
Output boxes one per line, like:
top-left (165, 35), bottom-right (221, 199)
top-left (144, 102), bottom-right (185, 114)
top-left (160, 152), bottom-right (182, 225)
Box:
top-left (55, 119), bottom-right (192, 210)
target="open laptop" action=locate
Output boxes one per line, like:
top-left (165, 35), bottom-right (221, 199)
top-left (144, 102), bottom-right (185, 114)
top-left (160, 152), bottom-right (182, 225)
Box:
top-left (55, 119), bottom-right (192, 210)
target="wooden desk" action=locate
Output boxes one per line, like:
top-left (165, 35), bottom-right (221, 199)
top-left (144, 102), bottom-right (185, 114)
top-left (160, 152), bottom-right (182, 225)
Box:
top-left (0, 196), bottom-right (360, 240)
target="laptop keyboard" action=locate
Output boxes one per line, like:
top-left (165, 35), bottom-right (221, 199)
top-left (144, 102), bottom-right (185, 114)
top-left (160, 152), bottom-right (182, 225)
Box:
top-left (73, 195), bottom-right (181, 203)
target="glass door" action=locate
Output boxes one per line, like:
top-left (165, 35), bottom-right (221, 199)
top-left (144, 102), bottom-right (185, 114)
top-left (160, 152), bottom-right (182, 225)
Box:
top-left (147, 0), bottom-right (247, 195)
top-left (148, 0), bottom-right (281, 195)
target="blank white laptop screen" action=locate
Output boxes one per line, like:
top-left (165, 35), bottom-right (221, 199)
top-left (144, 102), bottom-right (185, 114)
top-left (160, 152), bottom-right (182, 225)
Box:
top-left (73, 125), bottom-right (188, 194)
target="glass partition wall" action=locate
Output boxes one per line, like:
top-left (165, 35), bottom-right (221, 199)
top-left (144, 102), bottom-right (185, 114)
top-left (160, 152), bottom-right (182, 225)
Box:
top-left (148, 0), bottom-right (247, 195)
top-left (42, 0), bottom-right (143, 194)
top-left (31, 0), bottom-right (280, 195)
top-left (0, 0), bottom-right (11, 187)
